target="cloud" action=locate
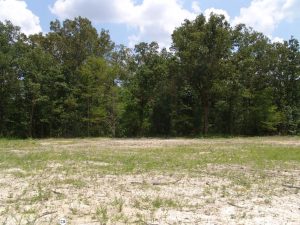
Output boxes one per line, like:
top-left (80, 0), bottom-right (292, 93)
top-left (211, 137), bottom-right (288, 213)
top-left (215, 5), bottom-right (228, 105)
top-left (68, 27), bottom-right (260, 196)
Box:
top-left (271, 36), bottom-right (284, 43)
top-left (233, 0), bottom-right (300, 35)
top-left (0, 0), bottom-right (42, 35)
top-left (204, 8), bottom-right (230, 22)
top-left (127, 0), bottom-right (197, 47)
top-left (51, 0), bottom-right (197, 47)
top-left (50, 0), bottom-right (135, 23)
top-left (192, 1), bottom-right (201, 14)
top-left (50, 0), bottom-right (233, 47)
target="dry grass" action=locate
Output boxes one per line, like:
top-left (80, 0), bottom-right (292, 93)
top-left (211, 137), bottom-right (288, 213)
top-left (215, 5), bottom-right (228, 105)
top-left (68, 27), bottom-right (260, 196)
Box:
top-left (0, 137), bottom-right (299, 224)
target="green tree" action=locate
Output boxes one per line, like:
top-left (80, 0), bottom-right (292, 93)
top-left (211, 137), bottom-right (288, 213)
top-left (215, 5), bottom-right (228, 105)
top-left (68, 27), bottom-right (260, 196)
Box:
top-left (230, 25), bottom-right (282, 134)
top-left (44, 17), bottom-right (115, 136)
top-left (172, 14), bottom-right (232, 135)
top-left (271, 37), bottom-right (300, 134)
top-left (121, 42), bottom-right (171, 136)
top-left (0, 21), bottom-right (27, 137)
top-left (79, 56), bottom-right (119, 136)
top-left (19, 34), bottom-right (63, 137)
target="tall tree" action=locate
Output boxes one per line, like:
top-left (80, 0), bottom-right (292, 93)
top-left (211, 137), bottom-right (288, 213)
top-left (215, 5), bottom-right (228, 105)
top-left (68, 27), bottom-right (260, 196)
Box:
top-left (172, 14), bottom-right (232, 134)
top-left (0, 21), bottom-right (27, 137)
top-left (19, 34), bottom-right (63, 137)
top-left (0, 16), bottom-right (299, 138)
top-left (121, 42), bottom-right (171, 136)
top-left (231, 25), bottom-right (282, 135)
top-left (79, 56), bottom-right (119, 136)
top-left (271, 37), bottom-right (300, 134)
top-left (44, 17), bottom-right (115, 136)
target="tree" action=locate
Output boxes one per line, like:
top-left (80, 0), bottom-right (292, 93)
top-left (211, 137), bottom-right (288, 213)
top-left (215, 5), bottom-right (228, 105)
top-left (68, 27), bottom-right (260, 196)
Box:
top-left (271, 37), bottom-right (300, 134)
top-left (0, 21), bottom-right (27, 137)
top-left (121, 42), bottom-right (171, 136)
top-left (172, 14), bottom-right (232, 135)
top-left (19, 34), bottom-right (63, 137)
top-left (0, 16), bottom-right (299, 138)
top-left (79, 56), bottom-right (119, 136)
top-left (43, 17), bottom-right (115, 136)
top-left (230, 25), bottom-right (282, 135)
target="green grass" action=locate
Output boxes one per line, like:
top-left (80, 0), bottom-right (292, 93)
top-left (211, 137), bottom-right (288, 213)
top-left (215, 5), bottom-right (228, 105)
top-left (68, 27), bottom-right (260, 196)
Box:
top-left (30, 184), bottom-right (52, 204)
top-left (0, 137), bottom-right (299, 175)
top-left (95, 206), bottom-right (108, 224)
top-left (54, 178), bottom-right (87, 188)
top-left (151, 197), bottom-right (180, 209)
top-left (112, 197), bottom-right (125, 213)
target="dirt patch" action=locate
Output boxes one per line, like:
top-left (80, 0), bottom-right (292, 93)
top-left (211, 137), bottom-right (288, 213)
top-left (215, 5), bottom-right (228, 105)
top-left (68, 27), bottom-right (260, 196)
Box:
top-left (1, 137), bottom-right (299, 224)
top-left (1, 168), bottom-right (299, 224)
top-left (39, 138), bottom-right (215, 150)
top-left (38, 137), bottom-right (300, 151)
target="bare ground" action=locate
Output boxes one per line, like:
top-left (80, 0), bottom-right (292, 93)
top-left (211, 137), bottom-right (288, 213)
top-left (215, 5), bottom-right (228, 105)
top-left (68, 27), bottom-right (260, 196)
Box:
top-left (0, 137), bottom-right (299, 225)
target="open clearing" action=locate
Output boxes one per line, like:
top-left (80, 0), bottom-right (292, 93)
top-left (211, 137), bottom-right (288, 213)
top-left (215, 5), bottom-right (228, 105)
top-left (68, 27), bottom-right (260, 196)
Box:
top-left (0, 137), bottom-right (300, 225)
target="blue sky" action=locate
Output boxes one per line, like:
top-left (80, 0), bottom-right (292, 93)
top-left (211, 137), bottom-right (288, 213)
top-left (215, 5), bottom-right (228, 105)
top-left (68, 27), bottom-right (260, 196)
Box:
top-left (1, 0), bottom-right (300, 47)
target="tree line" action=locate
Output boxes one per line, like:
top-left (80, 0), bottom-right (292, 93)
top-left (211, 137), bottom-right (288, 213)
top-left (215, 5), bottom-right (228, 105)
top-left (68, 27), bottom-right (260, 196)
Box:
top-left (0, 14), bottom-right (299, 138)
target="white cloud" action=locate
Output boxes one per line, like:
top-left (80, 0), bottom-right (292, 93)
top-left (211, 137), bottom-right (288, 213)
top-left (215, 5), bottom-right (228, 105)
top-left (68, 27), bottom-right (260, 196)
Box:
top-left (127, 0), bottom-right (197, 47)
top-left (204, 8), bottom-right (230, 22)
top-left (50, 0), bottom-right (135, 23)
top-left (50, 0), bottom-right (233, 47)
top-left (192, 1), bottom-right (201, 14)
top-left (0, 0), bottom-right (42, 35)
top-left (51, 0), bottom-right (197, 47)
top-left (270, 36), bottom-right (284, 43)
top-left (233, 0), bottom-right (300, 35)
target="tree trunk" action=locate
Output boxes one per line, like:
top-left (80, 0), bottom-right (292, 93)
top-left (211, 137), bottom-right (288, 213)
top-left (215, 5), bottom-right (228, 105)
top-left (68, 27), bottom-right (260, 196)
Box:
top-left (228, 98), bottom-right (234, 135)
top-left (0, 98), bottom-right (3, 136)
top-left (87, 97), bottom-right (90, 137)
top-left (29, 102), bottom-right (35, 138)
top-left (203, 100), bottom-right (209, 135)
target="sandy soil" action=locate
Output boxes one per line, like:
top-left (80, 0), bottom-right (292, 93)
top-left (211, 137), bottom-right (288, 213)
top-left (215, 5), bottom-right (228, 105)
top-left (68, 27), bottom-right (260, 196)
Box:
top-left (38, 137), bottom-right (300, 150)
top-left (0, 138), bottom-right (299, 224)
top-left (0, 165), bottom-right (299, 224)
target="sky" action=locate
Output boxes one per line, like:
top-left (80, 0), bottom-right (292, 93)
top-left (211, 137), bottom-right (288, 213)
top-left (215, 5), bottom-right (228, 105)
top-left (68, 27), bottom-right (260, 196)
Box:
top-left (0, 0), bottom-right (300, 47)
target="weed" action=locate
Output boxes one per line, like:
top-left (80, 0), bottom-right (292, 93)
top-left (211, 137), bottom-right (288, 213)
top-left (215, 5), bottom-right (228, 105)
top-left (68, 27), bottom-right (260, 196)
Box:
top-left (112, 197), bottom-right (124, 213)
top-left (152, 197), bottom-right (180, 209)
top-left (96, 206), bottom-right (108, 224)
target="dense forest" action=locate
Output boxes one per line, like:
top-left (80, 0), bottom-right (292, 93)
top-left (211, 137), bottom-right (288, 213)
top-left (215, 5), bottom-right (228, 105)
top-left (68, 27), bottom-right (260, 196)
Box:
top-left (0, 14), bottom-right (299, 138)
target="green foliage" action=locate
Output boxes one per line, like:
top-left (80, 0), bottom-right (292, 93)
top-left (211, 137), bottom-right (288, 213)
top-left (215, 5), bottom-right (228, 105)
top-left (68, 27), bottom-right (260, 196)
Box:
top-left (0, 15), bottom-right (299, 137)
top-left (172, 14), bottom-right (233, 134)
top-left (96, 206), bottom-right (109, 224)
top-left (120, 42), bottom-right (172, 136)
top-left (79, 56), bottom-right (120, 136)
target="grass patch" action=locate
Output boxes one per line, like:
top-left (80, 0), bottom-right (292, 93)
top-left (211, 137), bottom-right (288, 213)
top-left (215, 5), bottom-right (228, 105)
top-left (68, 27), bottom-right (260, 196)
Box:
top-left (54, 178), bottom-right (86, 189)
top-left (30, 184), bottom-right (52, 203)
top-left (112, 197), bottom-right (125, 213)
top-left (152, 197), bottom-right (180, 209)
top-left (0, 137), bottom-right (299, 179)
top-left (95, 206), bottom-right (109, 224)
